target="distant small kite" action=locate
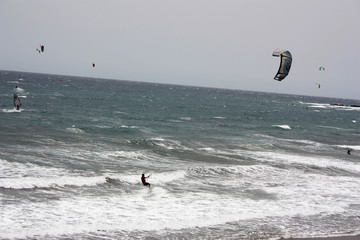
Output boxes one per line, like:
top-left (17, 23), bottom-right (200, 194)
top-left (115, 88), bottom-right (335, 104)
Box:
top-left (36, 45), bottom-right (45, 53)
top-left (92, 63), bottom-right (95, 67)
top-left (319, 66), bottom-right (325, 71)
top-left (316, 83), bottom-right (321, 88)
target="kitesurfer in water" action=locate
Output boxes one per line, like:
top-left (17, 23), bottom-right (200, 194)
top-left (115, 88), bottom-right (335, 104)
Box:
top-left (347, 149), bottom-right (352, 155)
top-left (141, 174), bottom-right (151, 187)
top-left (13, 94), bottom-right (21, 110)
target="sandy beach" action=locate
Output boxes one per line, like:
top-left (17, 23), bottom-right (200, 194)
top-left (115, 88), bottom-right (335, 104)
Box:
top-left (280, 234), bottom-right (360, 240)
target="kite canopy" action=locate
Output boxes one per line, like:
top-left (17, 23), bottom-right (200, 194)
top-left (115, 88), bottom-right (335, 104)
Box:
top-left (272, 49), bottom-right (292, 81)
top-left (319, 66), bottom-right (325, 71)
top-left (36, 45), bottom-right (45, 53)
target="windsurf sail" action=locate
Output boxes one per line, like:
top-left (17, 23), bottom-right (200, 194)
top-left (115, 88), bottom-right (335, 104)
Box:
top-left (273, 49), bottom-right (292, 81)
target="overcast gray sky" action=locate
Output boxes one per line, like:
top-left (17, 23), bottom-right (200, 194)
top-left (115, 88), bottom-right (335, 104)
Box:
top-left (1, 0), bottom-right (359, 100)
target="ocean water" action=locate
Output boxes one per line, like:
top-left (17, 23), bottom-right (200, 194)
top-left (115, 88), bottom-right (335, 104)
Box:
top-left (0, 70), bottom-right (359, 240)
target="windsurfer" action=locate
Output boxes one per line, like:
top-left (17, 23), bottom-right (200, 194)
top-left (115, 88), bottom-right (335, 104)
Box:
top-left (13, 94), bottom-right (21, 110)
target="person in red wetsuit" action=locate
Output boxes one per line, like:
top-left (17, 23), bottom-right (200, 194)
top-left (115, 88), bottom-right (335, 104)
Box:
top-left (141, 174), bottom-right (151, 187)
top-left (13, 93), bottom-right (22, 110)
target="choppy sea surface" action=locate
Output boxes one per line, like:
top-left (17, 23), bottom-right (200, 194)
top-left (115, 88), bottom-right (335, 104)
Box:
top-left (1, 70), bottom-right (359, 240)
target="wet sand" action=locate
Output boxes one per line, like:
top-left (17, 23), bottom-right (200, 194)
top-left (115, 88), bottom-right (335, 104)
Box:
top-left (280, 234), bottom-right (360, 240)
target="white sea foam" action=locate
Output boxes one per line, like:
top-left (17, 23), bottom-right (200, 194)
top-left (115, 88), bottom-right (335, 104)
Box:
top-left (0, 176), bottom-right (105, 189)
top-left (102, 150), bottom-right (147, 160)
top-left (7, 80), bottom-right (20, 84)
top-left (94, 124), bottom-right (112, 129)
top-left (14, 87), bottom-right (24, 92)
top-left (300, 102), bottom-right (360, 111)
top-left (120, 125), bottom-right (138, 129)
top-left (65, 127), bottom-right (85, 134)
top-left (1, 158), bottom-right (185, 190)
top-left (272, 125), bottom-right (291, 130)
top-left (319, 125), bottom-right (348, 131)
top-left (0, 159), bottom-right (65, 178)
top-left (251, 150), bottom-right (360, 174)
top-left (198, 147), bottom-right (214, 152)
top-left (180, 116), bottom-right (191, 121)
top-left (337, 145), bottom-right (360, 151)
top-left (1, 164), bottom-right (359, 239)
top-left (0, 159), bottom-right (108, 189)
top-left (309, 104), bottom-right (327, 109)
top-left (169, 119), bottom-right (182, 123)
top-left (1, 108), bottom-right (23, 113)
top-left (150, 170), bottom-right (187, 185)
top-left (280, 138), bottom-right (321, 146)
top-left (150, 138), bottom-right (192, 151)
